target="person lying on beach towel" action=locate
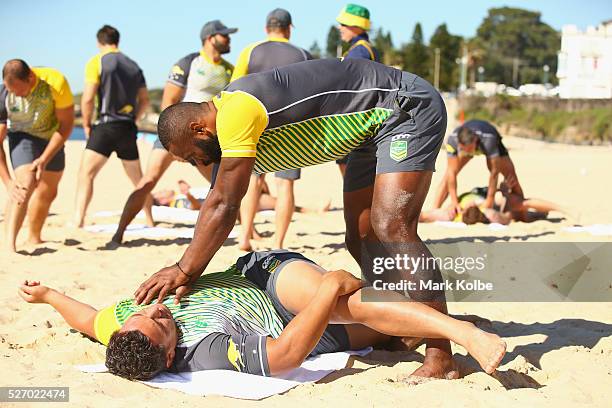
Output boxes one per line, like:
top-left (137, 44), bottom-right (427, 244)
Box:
top-left (421, 182), bottom-right (571, 225)
top-left (18, 250), bottom-right (506, 381)
top-left (152, 180), bottom-right (330, 214)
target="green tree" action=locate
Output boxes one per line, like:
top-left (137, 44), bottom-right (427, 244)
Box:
top-left (309, 41), bottom-right (322, 59)
top-left (429, 23), bottom-right (463, 91)
top-left (402, 23), bottom-right (430, 79)
top-left (326, 26), bottom-right (341, 58)
top-left (475, 7), bottom-right (560, 85)
top-left (373, 28), bottom-right (402, 66)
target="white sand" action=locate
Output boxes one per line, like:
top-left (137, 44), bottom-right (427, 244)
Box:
top-left (1, 136), bottom-right (611, 407)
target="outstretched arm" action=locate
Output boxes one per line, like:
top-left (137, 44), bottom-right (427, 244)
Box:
top-left (484, 157), bottom-right (501, 208)
top-left (18, 281), bottom-right (97, 339)
top-left (446, 156), bottom-right (470, 212)
top-left (134, 157), bottom-right (255, 305)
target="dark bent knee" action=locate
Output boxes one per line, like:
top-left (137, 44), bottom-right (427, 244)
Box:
top-left (136, 177), bottom-right (157, 193)
top-left (371, 209), bottom-right (419, 242)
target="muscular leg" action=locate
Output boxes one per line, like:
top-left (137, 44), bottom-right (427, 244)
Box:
top-left (273, 177), bottom-right (295, 249)
top-left (498, 156), bottom-right (524, 198)
top-left (27, 170), bottom-right (63, 244)
top-left (343, 185), bottom-right (375, 264)
top-left (73, 149), bottom-right (108, 227)
top-left (238, 174), bottom-right (264, 251)
top-left (121, 159), bottom-right (154, 227)
top-left (370, 171), bottom-right (458, 379)
top-left (275, 261), bottom-right (506, 374)
top-left (111, 149), bottom-right (173, 244)
top-left (519, 198), bottom-right (566, 214)
top-left (4, 165), bottom-right (37, 252)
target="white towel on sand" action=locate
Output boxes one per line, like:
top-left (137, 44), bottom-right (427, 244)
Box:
top-left (84, 223), bottom-right (238, 239)
top-left (563, 224), bottom-right (612, 236)
top-left (77, 348), bottom-right (371, 400)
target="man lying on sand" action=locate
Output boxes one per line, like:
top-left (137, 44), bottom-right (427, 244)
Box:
top-left (421, 182), bottom-right (571, 225)
top-left (152, 179), bottom-right (330, 215)
top-left (19, 250), bottom-right (506, 381)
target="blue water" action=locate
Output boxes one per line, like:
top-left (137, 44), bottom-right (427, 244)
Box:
top-left (69, 126), bottom-right (157, 143)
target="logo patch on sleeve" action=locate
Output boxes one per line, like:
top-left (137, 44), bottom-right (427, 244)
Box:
top-left (390, 140), bottom-right (408, 162)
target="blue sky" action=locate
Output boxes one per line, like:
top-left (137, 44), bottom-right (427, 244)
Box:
top-left (1, 0), bottom-right (609, 91)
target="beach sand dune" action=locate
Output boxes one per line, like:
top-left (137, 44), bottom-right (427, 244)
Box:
top-left (1, 137), bottom-right (611, 407)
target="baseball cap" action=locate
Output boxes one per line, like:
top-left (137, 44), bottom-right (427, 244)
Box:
top-left (200, 20), bottom-right (238, 40)
top-left (266, 8), bottom-right (292, 28)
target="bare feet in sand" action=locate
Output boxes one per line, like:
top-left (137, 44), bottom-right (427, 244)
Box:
top-left (406, 348), bottom-right (460, 382)
top-left (464, 327), bottom-right (507, 374)
top-left (399, 326), bottom-right (506, 384)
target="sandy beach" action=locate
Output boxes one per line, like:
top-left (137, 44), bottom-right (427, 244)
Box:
top-left (1, 133), bottom-right (611, 407)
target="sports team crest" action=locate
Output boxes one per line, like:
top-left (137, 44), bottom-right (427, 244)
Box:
top-left (390, 140), bottom-right (408, 162)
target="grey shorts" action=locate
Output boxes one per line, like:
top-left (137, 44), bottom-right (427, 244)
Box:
top-left (343, 72), bottom-right (447, 192)
top-left (274, 168), bottom-right (301, 181)
top-left (236, 250), bottom-right (350, 356)
top-left (8, 132), bottom-right (65, 171)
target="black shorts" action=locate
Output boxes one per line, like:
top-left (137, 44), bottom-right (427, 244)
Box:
top-left (8, 132), bottom-right (65, 171)
top-left (343, 72), bottom-right (447, 192)
top-left (86, 121), bottom-right (139, 160)
top-left (235, 250), bottom-right (351, 356)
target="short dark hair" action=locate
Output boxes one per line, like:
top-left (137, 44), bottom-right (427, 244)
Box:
top-left (2, 59), bottom-right (31, 82)
top-left (97, 25), bottom-right (120, 45)
top-left (106, 330), bottom-right (166, 380)
top-left (458, 126), bottom-right (477, 145)
top-left (157, 102), bottom-right (204, 150)
top-left (462, 206), bottom-right (489, 225)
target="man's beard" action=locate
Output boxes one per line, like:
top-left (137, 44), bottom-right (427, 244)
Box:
top-left (194, 137), bottom-right (222, 165)
top-left (212, 38), bottom-right (230, 54)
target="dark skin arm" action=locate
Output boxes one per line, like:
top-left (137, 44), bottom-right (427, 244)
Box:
top-left (134, 157), bottom-right (255, 305)
top-left (446, 155), bottom-right (470, 212)
top-left (484, 157), bottom-right (501, 209)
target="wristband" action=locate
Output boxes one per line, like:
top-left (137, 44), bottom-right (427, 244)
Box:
top-left (175, 262), bottom-right (191, 278)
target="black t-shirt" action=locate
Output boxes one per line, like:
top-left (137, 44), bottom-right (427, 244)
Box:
top-left (446, 120), bottom-right (507, 157)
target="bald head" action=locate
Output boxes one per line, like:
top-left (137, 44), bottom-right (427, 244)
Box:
top-left (157, 102), bottom-right (221, 165)
top-left (3, 59), bottom-right (31, 82)
top-left (158, 102), bottom-right (205, 150)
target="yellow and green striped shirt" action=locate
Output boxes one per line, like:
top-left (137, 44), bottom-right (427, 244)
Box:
top-left (213, 58), bottom-right (404, 174)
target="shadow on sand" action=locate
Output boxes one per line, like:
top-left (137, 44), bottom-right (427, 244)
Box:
top-left (317, 318), bottom-right (611, 391)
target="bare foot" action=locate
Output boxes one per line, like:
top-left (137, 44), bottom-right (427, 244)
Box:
top-left (66, 220), bottom-right (83, 229)
top-left (464, 328), bottom-right (506, 374)
top-left (406, 349), bottom-right (460, 381)
top-left (317, 198), bottom-right (331, 213)
top-left (238, 237), bottom-right (253, 252)
top-left (451, 314), bottom-right (493, 330)
top-left (101, 240), bottom-right (122, 250)
top-left (110, 232), bottom-right (123, 245)
top-left (26, 236), bottom-right (45, 245)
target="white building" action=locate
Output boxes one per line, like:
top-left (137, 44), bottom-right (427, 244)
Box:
top-left (557, 21), bottom-right (612, 99)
